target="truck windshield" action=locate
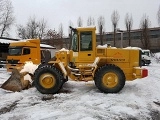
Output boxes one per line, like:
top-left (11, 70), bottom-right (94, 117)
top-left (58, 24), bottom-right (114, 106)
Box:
top-left (71, 33), bottom-right (78, 52)
top-left (8, 48), bottom-right (22, 55)
top-left (142, 51), bottom-right (150, 56)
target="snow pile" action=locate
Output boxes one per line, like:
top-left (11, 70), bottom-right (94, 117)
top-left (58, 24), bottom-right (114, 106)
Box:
top-left (124, 46), bottom-right (142, 50)
top-left (77, 26), bottom-right (96, 29)
top-left (20, 61), bottom-right (38, 82)
top-left (151, 52), bottom-right (160, 63)
top-left (59, 48), bottom-right (69, 51)
top-left (97, 44), bottom-right (117, 49)
top-left (40, 44), bottom-right (56, 49)
top-left (59, 48), bottom-right (70, 54)
top-left (155, 52), bottom-right (160, 58)
top-left (97, 44), bottom-right (108, 48)
top-left (0, 39), bottom-right (17, 44)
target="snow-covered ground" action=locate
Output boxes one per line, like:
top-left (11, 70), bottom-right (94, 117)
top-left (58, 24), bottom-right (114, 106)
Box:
top-left (0, 58), bottom-right (160, 120)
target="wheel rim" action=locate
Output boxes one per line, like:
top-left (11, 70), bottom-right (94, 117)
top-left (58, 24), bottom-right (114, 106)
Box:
top-left (102, 72), bottom-right (118, 88)
top-left (39, 73), bottom-right (56, 89)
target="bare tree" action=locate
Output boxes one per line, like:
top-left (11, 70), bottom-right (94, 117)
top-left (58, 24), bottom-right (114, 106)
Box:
top-left (140, 14), bottom-right (151, 49)
top-left (17, 17), bottom-right (38, 39)
top-left (87, 16), bottom-right (95, 26)
top-left (98, 16), bottom-right (105, 45)
top-left (58, 23), bottom-right (63, 38)
top-left (42, 28), bottom-right (59, 47)
top-left (45, 28), bottom-right (63, 48)
top-left (0, 0), bottom-right (14, 37)
top-left (158, 5), bottom-right (160, 26)
top-left (58, 23), bottom-right (65, 48)
top-left (125, 13), bottom-right (133, 46)
top-left (0, 0), bottom-right (5, 27)
top-left (17, 16), bottom-right (47, 39)
top-left (77, 16), bottom-right (83, 27)
top-left (17, 25), bottom-right (27, 39)
top-left (46, 29), bottom-right (60, 39)
top-left (59, 23), bottom-right (68, 48)
top-left (111, 10), bottom-right (120, 47)
top-left (37, 19), bottom-right (47, 39)
top-left (27, 17), bottom-right (39, 38)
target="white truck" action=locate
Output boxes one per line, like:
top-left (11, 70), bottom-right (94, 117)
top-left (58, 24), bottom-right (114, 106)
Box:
top-left (141, 49), bottom-right (151, 66)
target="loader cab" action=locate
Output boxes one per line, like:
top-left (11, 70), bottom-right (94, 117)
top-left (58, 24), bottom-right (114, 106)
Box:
top-left (70, 27), bottom-right (96, 64)
top-left (71, 31), bottom-right (92, 52)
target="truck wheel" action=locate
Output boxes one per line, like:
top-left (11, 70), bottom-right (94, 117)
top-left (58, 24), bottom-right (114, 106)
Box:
top-left (141, 60), bottom-right (145, 66)
top-left (94, 64), bottom-right (125, 93)
top-left (34, 65), bottom-right (63, 94)
top-left (38, 63), bottom-right (47, 69)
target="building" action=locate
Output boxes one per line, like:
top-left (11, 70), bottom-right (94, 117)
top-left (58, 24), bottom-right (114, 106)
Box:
top-left (41, 27), bottom-right (160, 52)
top-left (97, 27), bottom-right (160, 52)
top-left (0, 38), bottom-right (19, 66)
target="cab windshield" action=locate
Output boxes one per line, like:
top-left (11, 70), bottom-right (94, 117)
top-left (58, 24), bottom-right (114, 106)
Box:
top-left (71, 32), bottom-right (78, 52)
top-left (142, 51), bottom-right (150, 57)
top-left (8, 47), bottom-right (22, 55)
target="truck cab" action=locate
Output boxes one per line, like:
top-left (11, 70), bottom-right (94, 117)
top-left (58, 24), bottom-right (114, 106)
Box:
top-left (6, 39), bottom-right (41, 71)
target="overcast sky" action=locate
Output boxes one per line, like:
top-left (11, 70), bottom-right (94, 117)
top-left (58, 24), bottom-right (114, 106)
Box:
top-left (11, 0), bottom-right (160, 38)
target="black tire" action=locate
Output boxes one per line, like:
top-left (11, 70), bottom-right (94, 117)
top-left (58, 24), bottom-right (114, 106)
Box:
top-left (63, 76), bottom-right (68, 83)
top-left (141, 60), bottom-right (145, 66)
top-left (38, 63), bottom-right (47, 69)
top-left (94, 64), bottom-right (125, 93)
top-left (38, 56), bottom-right (56, 68)
top-left (34, 65), bottom-right (63, 94)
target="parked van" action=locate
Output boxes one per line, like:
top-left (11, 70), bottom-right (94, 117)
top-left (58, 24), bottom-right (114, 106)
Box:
top-left (141, 49), bottom-right (151, 66)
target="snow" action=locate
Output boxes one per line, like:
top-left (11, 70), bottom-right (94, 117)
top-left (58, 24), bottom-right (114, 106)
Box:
top-left (97, 44), bottom-right (108, 48)
top-left (0, 39), bottom-right (55, 49)
top-left (124, 46), bottom-right (142, 50)
top-left (59, 48), bottom-right (70, 54)
top-left (0, 57), bottom-right (160, 119)
top-left (77, 26), bottom-right (96, 29)
top-left (97, 44), bottom-right (117, 49)
top-left (40, 44), bottom-right (56, 49)
top-left (20, 62), bottom-right (38, 83)
top-left (59, 48), bottom-right (69, 51)
top-left (0, 39), bottom-right (17, 43)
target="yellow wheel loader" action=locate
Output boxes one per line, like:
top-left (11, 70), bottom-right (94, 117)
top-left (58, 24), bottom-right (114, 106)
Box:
top-left (33, 26), bottom-right (148, 94)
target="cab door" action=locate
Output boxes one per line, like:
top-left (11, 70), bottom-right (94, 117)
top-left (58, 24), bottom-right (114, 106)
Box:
top-left (78, 31), bottom-right (95, 62)
top-left (21, 47), bottom-right (32, 62)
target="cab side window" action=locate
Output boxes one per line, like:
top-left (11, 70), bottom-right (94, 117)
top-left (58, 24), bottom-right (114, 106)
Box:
top-left (80, 32), bottom-right (92, 51)
top-left (23, 48), bottom-right (30, 55)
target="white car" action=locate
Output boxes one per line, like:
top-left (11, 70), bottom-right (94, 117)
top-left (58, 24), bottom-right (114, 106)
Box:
top-left (141, 49), bottom-right (151, 66)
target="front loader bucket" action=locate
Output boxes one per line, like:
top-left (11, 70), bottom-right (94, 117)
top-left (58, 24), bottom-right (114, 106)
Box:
top-left (1, 69), bottom-right (31, 92)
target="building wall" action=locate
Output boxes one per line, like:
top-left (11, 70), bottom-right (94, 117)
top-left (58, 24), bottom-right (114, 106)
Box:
top-left (97, 27), bottom-right (160, 52)
top-left (41, 27), bottom-right (160, 52)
